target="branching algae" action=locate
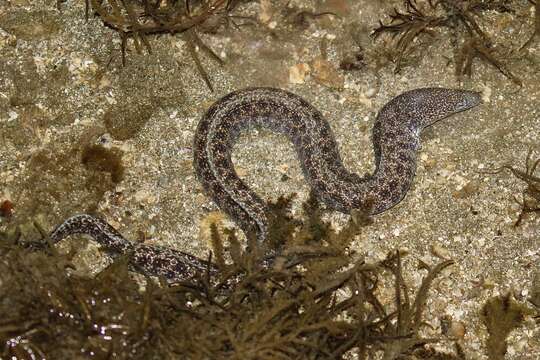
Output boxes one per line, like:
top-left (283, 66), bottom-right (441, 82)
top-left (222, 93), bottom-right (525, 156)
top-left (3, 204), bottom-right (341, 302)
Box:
top-left (488, 149), bottom-right (540, 226)
top-left (372, 0), bottom-right (536, 85)
top-left (1, 195), bottom-right (466, 359)
top-left (59, 0), bottom-right (257, 89)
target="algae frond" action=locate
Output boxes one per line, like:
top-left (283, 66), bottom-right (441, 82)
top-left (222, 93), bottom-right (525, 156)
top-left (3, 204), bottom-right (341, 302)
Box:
top-left (487, 148), bottom-right (540, 226)
top-left (1, 195), bottom-right (463, 359)
top-left (372, 0), bottom-right (534, 85)
top-left (57, 0), bottom-right (257, 89)
top-left (482, 293), bottom-right (534, 360)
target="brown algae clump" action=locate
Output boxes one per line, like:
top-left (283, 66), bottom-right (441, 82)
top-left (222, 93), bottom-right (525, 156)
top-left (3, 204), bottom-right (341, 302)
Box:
top-left (482, 293), bottom-right (534, 360)
top-left (81, 144), bottom-right (125, 183)
top-left (1, 195), bottom-right (467, 359)
top-left (372, 0), bottom-right (533, 85)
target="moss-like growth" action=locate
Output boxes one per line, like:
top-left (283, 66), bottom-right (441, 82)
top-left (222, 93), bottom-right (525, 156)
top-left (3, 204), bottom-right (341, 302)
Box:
top-left (81, 144), bottom-right (125, 183)
top-left (0, 195), bottom-right (462, 359)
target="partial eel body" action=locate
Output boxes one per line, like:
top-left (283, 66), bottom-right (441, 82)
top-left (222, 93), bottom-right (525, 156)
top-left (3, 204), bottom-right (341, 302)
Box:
top-left (49, 88), bottom-right (481, 283)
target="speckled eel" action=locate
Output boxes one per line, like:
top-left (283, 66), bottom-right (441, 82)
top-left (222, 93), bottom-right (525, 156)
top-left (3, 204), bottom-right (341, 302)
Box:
top-left (49, 87), bottom-right (481, 283)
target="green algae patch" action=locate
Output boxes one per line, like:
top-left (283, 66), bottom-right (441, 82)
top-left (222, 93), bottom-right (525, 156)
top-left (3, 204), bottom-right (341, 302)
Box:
top-left (81, 144), bottom-right (125, 183)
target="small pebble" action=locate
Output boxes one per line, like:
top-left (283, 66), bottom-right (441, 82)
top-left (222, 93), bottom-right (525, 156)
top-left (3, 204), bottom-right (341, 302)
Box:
top-left (449, 320), bottom-right (467, 339)
top-left (431, 244), bottom-right (451, 259)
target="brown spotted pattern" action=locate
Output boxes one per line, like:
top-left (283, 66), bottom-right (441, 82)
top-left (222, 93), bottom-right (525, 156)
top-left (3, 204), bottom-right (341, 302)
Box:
top-left (194, 87), bottom-right (481, 241)
top-left (49, 214), bottom-right (220, 283)
top-left (48, 88), bottom-right (481, 283)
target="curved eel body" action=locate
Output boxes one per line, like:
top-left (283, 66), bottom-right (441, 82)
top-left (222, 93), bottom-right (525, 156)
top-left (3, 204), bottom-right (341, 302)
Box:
top-left (193, 87), bottom-right (481, 241)
top-left (48, 87), bottom-right (481, 283)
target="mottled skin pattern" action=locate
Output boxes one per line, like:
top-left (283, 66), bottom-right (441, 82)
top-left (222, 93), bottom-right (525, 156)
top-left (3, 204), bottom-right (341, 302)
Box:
top-left (48, 87), bottom-right (481, 284)
top-left (50, 214), bottom-right (220, 283)
top-left (194, 87), bottom-right (481, 241)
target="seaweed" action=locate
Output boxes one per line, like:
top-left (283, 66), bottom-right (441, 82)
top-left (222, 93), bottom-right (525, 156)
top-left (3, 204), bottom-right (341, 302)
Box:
top-left (487, 149), bottom-right (540, 226)
top-left (81, 144), bottom-right (125, 183)
top-left (482, 293), bottom-right (533, 360)
top-left (372, 0), bottom-right (528, 85)
top-left (0, 195), bottom-right (462, 359)
top-left (58, 0), bottom-right (256, 90)
top-left (372, 0), bottom-right (446, 73)
top-left (184, 28), bottom-right (220, 92)
top-left (374, 252), bottom-right (456, 358)
top-left (520, 0), bottom-right (540, 49)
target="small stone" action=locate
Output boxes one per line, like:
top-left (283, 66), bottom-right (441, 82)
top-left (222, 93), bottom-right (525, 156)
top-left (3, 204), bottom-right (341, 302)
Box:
top-left (147, 224), bottom-right (156, 237)
top-left (277, 164), bottom-right (289, 174)
top-left (431, 244), bottom-right (451, 259)
top-left (289, 63), bottom-right (311, 84)
top-left (475, 237), bottom-right (485, 247)
top-left (480, 84), bottom-right (491, 103)
top-left (134, 189), bottom-right (157, 205)
top-left (259, 0), bottom-right (273, 24)
top-left (236, 166), bottom-right (248, 177)
top-left (438, 168), bottom-right (453, 178)
top-left (449, 320), bottom-right (467, 339)
top-left (365, 87), bottom-right (377, 98)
